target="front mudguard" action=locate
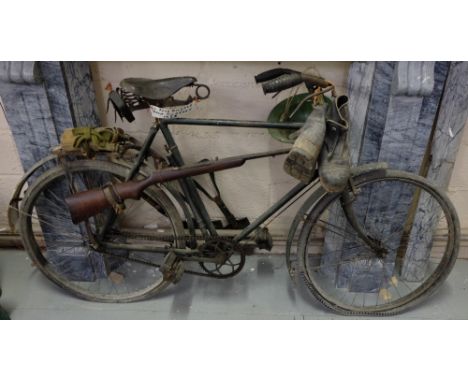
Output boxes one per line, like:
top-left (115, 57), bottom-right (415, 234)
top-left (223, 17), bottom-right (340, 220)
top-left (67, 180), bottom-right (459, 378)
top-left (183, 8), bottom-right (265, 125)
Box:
top-left (285, 162), bottom-right (389, 283)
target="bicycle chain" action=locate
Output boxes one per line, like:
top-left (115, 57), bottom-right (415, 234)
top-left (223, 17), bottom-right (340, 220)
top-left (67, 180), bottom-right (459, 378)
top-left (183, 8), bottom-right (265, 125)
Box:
top-left (104, 231), bottom-right (244, 278)
top-left (101, 248), bottom-right (225, 278)
top-left (107, 230), bottom-right (239, 244)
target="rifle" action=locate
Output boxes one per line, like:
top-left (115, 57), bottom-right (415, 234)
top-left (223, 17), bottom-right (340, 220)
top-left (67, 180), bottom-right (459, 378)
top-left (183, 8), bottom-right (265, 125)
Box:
top-left (65, 149), bottom-right (289, 224)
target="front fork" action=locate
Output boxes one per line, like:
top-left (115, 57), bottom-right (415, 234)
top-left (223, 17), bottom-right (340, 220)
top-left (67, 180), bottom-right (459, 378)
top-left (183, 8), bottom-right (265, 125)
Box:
top-left (340, 181), bottom-right (388, 258)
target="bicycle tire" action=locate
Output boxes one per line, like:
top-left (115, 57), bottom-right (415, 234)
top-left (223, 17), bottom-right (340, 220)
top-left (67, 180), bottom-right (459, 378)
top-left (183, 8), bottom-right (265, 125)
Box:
top-left (18, 160), bottom-right (186, 302)
top-left (298, 169), bottom-right (460, 316)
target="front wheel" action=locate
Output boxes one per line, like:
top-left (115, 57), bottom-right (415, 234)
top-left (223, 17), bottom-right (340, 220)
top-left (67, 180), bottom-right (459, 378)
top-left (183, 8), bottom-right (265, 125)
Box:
top-left (299, 169), bottom-right (460, 315)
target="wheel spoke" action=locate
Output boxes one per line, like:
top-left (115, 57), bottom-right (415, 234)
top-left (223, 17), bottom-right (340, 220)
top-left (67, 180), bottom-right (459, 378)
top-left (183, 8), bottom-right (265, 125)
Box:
top-left (301, 174), bottom-right (456, 314)
top-left (19, 164), bottom-right (183, 302)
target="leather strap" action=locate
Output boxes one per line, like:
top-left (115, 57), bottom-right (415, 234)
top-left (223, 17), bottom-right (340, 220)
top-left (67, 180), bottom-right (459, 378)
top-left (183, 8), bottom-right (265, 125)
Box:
top-left (102, 183), bottom-right (126, 214)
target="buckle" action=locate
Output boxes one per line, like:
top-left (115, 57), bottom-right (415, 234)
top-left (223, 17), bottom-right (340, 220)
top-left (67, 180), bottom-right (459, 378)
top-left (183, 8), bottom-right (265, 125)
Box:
top-left (102, 183), bottom-right (126, 214)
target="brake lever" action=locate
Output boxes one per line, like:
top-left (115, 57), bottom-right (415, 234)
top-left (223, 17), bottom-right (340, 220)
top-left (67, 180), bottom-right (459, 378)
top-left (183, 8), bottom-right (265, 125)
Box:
top-left (271, 90), bottom-right (282, 99)
top-left (255, 68), bottom-right (299, 84)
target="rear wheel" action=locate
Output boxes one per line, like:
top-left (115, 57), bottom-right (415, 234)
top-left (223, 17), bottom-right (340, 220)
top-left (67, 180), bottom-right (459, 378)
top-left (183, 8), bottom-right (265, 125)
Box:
top-left (18, 160), bottom-right (185, 302)
top-left (299, 170), bottom-right (460, 315)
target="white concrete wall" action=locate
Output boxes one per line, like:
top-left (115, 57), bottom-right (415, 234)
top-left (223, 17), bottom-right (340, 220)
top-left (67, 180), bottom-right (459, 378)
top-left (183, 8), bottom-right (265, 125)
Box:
top-left (90, 62), bottom-right (350, 235)
top-left (0, 99), bottom-right (23, 229)
top-left (447, 116), bottom-right (468, 229)
top-left (1, 62), bottom-right (467, 246)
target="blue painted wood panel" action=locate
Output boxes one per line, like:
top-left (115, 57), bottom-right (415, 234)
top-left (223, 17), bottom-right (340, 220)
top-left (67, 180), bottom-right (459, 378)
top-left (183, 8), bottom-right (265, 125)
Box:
top-left (0, 61), bottom-right (105, 281)
top-left (322, 61), bottom-right (452, 292)
top-left (402, 61), bottom-right (468, 280)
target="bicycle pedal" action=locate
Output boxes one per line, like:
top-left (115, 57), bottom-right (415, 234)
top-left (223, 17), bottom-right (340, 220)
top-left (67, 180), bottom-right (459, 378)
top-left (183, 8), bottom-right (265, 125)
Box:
top-left (255, 227), bottom-right (273, 251)
top-left (226, 217), bottom-right (250, 230)
top-left (160, 251), bottom-right (184, 284)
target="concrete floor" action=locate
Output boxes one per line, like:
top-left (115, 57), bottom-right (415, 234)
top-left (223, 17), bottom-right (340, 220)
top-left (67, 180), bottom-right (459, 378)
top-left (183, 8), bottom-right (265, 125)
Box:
top-left (0, 249), bottom-right (467, 319)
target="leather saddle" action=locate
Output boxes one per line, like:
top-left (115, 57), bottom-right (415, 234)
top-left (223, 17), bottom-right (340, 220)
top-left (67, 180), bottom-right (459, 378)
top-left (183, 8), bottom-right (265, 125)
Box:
top-left (120, 76), bottom-right (197, 101)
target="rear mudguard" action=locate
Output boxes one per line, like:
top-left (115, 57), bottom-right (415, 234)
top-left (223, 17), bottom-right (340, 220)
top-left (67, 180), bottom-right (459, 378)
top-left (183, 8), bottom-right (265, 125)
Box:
top-left (8, 154), bottom-right (59, 232)
top-left (8, 154), bottom-right (196, 242)
top-left (285, 162), bottom-right (389, 283)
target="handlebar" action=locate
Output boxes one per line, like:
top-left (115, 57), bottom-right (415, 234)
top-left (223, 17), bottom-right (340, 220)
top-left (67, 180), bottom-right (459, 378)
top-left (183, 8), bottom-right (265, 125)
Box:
top-left (254, 68), bottom-right (297, 84)
top-left (261, 72), bottom-right (304, 94)
top-left (255, 68), bottom-right (333, 95)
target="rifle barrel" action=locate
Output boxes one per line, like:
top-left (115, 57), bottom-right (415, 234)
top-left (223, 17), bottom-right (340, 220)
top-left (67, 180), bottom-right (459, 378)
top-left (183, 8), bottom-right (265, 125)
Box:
top-left (65, 148), bottom-right (290, 224)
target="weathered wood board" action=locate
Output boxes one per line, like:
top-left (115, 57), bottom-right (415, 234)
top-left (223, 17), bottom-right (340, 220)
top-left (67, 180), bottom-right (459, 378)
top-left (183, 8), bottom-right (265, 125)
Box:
top-left (322, 61), bottom-right (453, 292)
top-left (0, 61), bottom-right (105, 280)
top-left (402, 61), bottom-right (468, 280)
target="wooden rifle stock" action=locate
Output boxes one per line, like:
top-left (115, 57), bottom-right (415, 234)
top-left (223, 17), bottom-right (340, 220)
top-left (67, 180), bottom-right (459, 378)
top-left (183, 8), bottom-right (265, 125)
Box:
top-left (65, 149), bottom-right (289, 224)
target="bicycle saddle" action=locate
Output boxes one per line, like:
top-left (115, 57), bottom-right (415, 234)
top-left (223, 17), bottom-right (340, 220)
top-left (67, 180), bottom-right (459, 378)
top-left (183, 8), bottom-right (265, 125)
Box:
top-left (120, 76), bottom-right (197, 101)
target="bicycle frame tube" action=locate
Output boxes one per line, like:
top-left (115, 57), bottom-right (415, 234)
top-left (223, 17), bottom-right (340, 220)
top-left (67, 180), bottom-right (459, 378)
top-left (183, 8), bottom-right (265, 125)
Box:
top-left (161, 118), bottom-right (303, 240)
top-left (98, 179), bottom-right (313, 254)
top-left (97, 116), bottom-right (304, 246)
top-left (164, 118), bottom-right (303, 130)
top-left (233, 181), bottom-right (310, 243)
top-left (125, 123), bottom-right (160, 181)
top-left (159, 121), bottom-right (218, 236)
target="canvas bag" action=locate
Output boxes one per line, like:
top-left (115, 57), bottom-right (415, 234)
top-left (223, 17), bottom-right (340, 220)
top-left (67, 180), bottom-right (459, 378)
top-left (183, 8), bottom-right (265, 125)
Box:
top-left (59, 127), bottom-right (129, 156)
top-left (283, 95), bottom-right (351, 191)
top-left (319, 95), bottom-right (351, 192)
top-left (283, 102), bottom-right (327, 183)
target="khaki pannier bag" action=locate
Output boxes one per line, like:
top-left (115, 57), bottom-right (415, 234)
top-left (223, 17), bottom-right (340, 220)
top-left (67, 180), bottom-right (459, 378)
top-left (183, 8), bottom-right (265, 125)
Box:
top-left (319, 95), bottom-right (351, 192)
top-left (58, 127), bottom-right (129, 156)
top-left (283, 103), bottom-right (327, 184)
top-left (283, 95), bottom-right (351, 192)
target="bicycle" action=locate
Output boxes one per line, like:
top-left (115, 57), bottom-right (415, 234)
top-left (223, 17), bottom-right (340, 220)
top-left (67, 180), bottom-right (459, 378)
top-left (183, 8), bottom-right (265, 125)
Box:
top-left (11, 68), bottom-right (460, 315)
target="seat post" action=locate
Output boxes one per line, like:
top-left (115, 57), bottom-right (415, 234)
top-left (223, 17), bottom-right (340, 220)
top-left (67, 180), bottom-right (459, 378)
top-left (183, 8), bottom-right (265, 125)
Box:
top-left (96, 120), bottom-right (160, 241)
top-left (159, 120), bottom-right (218, 237)
top-left (125, 120), bottom-right (160, 181)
